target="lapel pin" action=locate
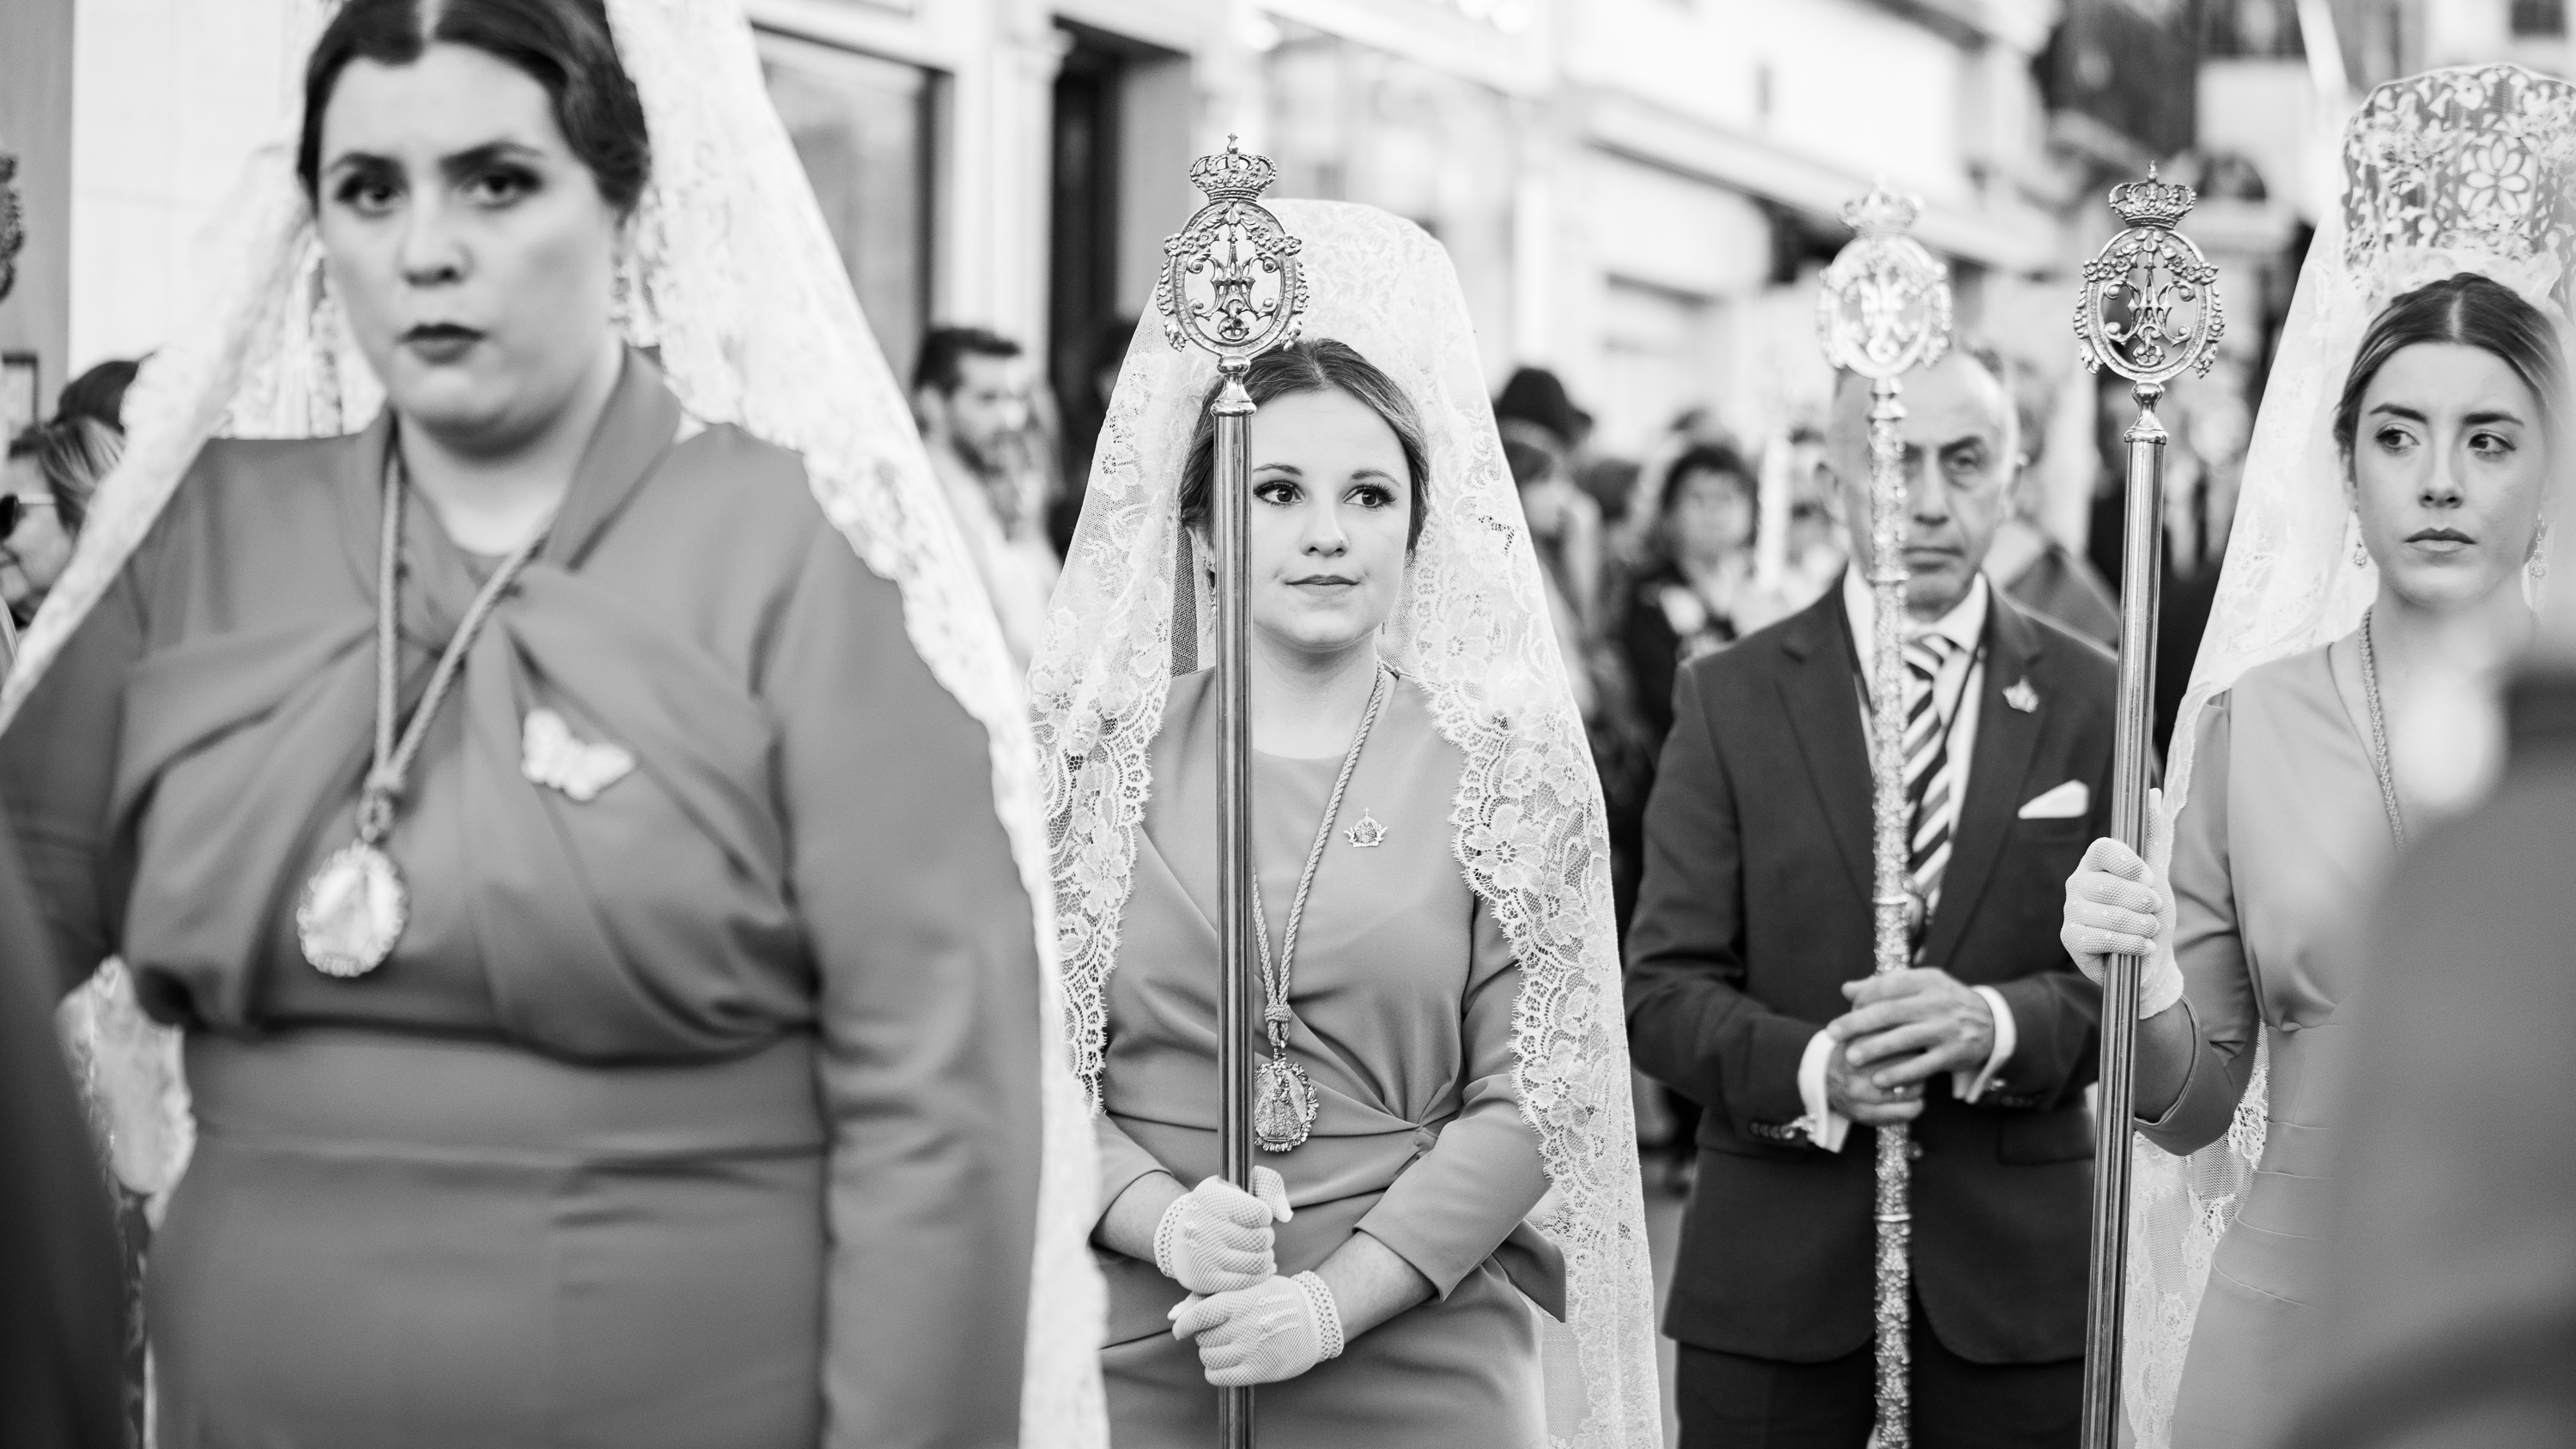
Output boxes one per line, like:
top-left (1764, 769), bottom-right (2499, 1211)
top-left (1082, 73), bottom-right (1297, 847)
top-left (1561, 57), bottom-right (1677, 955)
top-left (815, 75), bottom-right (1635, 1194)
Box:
top-left (1345, 811), bottom-right (1387, 848)
top-left (2004, 678), bottom-right (2039, 713)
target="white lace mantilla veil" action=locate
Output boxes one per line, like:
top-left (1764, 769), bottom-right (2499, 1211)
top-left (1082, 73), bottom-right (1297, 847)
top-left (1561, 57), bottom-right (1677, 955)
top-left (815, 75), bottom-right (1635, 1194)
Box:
top-left (2118, 63), bottom-right (2576, 1449)
top-left (0, 0), bottom-right (1109, 1441)
top-left (1030, 200), bottom-right (1662, 1448)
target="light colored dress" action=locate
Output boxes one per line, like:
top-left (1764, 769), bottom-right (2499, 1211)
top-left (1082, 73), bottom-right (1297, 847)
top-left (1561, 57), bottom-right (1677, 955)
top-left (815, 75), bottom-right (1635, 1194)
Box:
top-left (2146, 636), bottom-right (2388, 1448)
top-left (1095, 668), bottom-right (1564, 1448)
top-left (0, 355), bottom-right (1046, 1447)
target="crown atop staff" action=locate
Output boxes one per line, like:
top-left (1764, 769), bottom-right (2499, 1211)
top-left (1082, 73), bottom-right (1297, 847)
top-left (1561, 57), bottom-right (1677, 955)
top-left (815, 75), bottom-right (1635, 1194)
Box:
top-left (1189, 137), bottom-right (1279, 204)
top-left (1839, 184), bottom-right (1922, 240)
top-left (2106, 165), bottom-right (2196, 232)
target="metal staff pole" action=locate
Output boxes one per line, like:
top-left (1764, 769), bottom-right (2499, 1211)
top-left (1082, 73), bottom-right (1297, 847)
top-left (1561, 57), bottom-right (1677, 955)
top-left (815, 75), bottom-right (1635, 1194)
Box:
top-left (1154, 136), bottom-right (1309, 1449)
top-left (1815, 185), bottom-right (1953, 1449)
top-left (2071, 166), bottom-right (2223, 1449)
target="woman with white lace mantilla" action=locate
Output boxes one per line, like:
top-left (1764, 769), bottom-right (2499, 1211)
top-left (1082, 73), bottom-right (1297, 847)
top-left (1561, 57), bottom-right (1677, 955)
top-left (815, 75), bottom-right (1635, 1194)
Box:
top-left (2059, 66), bottom-right (2573, 1449)
top-left (0, 0), bottom-right (1106, 1443)
top-left (1035, 203), bottom-right (1662, 1448)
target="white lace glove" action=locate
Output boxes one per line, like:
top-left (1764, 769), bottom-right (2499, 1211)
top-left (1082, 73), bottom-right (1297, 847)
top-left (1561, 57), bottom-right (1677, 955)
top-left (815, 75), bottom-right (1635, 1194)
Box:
top-left (2060, 786), bottom-right (2186, 1020)
top-left (1169, 1271), bottom-right (1345, 1386)
top-left (1153, 1169), bottom-right (1292, 1294)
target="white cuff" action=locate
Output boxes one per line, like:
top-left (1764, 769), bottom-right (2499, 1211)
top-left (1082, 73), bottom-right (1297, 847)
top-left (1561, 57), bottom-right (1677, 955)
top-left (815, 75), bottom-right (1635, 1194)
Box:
top-left (1953, 985), bottom-right (2018, 1104)
top-left (1795, 1030), bottom-right (1850, 1153)
top-left (2141, 946), bottom-right (2188, 1020)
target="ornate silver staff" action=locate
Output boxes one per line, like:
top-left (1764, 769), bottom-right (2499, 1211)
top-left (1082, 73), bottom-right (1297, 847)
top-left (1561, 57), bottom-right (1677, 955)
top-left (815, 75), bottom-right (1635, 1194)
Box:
top-left (1815, 184), bottom-right (1953, 1449)
top-left (2071, 166), bottom-right (2222, 1449)
top-left (1154, 136), bottom-right (1307, 1449)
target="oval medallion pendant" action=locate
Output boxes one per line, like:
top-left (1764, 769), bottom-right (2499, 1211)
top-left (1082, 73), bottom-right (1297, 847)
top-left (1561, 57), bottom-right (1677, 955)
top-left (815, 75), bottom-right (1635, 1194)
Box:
top-left (1254, 1053), bottom-right (1318, 1153)
top-left (297, 841), bottom-right (410, 979)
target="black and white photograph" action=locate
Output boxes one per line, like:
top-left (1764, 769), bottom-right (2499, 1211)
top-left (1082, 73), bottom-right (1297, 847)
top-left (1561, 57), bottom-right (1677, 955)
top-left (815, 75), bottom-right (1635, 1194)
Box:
top-left (0, 2), bottom-right (2569, 1447)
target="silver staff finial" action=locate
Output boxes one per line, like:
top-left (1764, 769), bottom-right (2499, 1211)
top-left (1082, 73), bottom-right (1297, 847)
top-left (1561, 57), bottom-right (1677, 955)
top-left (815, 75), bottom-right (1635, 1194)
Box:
top-left (1817, 181), bottom-right (1954, 383)
top-left (2076, 169), bottom-right (2226, 389)
top-left (1157, 139), bottom-right (1308, 364)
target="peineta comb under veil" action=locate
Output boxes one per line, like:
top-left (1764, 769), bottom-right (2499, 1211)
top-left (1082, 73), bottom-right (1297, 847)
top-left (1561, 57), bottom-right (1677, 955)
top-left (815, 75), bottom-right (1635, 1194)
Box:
top-left (2120, 63), bottom-right (2576, 1448)
top-left (1030, 200), bottom-right (1662, 1448)
top-left (1, 0), bottom-right (1107, 1441)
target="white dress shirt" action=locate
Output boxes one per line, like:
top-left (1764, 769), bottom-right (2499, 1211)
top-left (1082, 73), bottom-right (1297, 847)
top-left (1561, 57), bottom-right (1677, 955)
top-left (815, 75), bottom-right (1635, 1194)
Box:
top-left (1795, 570), bottom-right (2016, 1151)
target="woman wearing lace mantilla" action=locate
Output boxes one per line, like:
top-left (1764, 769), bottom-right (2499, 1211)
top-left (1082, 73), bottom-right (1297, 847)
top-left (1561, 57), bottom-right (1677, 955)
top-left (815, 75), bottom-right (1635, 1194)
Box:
top-left (2057, 65), bottom-right (2573, 1449)
top-left (1033, 203), bottom-right (1660, 1448)
top-left (0, 0), bottom-right (1107, 1442)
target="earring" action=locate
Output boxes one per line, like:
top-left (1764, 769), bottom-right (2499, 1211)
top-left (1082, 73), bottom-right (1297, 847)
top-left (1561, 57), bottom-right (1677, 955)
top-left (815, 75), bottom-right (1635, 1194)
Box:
top-left (2531, 518), bottom-right (2552, 584)
top-left (2352, 529), bottom-right (2369, 568)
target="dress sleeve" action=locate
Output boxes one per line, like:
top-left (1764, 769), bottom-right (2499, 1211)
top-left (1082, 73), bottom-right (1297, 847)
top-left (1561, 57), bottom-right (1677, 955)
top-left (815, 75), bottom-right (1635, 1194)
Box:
top-left (1351, 894), bottom-right (1550, 1300)
top-left (0, 563), bottom-right (150, 995)
top-left (765, 523), bottom-right (1044, 1449)
top-left (2138, 693), bottom-right (2262, 1155)
top-left (1094, 1113), bottom-right (1170, 1222)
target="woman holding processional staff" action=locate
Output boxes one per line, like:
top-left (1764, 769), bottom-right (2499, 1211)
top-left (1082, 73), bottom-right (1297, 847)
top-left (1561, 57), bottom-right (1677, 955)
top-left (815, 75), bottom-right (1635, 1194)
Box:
top-left (2060, 64), bottom-right (2573, 1449)
top-left (1034, 199), bottom-right (1662, 1446)
top-left (0, 0), bottom-right (1106, 1441)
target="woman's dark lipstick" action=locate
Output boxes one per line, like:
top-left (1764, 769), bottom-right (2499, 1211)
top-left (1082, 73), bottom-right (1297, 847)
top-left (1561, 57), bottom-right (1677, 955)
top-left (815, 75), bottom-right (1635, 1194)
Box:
top-left (402, 323), bottom-right (484, 364)
top-left (2407, 527), bottom-right (2474, 544)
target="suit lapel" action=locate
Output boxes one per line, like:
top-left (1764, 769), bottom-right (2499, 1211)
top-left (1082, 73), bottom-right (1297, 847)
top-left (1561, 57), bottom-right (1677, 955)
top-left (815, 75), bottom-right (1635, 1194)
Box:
top-left (1921, 593), bottom-right (2046, 967)
top-left (1775, 584), bottom-right (1874, 904)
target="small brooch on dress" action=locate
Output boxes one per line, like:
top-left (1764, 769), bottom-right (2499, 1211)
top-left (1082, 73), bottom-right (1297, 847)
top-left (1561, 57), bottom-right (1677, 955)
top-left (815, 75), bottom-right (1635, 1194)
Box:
top-left (521, 707), bottom-right (636, 802)
top-left (1345, 811), bottom-right (1387, 848)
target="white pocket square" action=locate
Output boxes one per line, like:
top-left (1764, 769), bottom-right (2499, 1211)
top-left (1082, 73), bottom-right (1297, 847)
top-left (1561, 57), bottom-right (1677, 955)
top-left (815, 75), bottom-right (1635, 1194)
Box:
top-left (2017, 780), bottom-right (2089, 820)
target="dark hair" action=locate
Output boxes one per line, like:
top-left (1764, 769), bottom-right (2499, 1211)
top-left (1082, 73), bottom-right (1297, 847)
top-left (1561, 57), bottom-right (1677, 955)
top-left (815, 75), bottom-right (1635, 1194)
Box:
top-left (1493, 367), bottom-right (1578, 451)
top-left (912, 326), bottom-right (1024, 397)
top-left (1500, 427), bottom-right (1559, 491)
top-left (56, 359), bottom-right (140, 433)
top-left (1178, 339), bottom-right (1431, 554)
top-left (297, 0), bottom-right (651, 214)
top-left (5, 415), bottom-right (121, 534)
top-left (1662, 440), bottom-right (1755, 515)
top-left (2333, 273), bottom-right (2564, 460)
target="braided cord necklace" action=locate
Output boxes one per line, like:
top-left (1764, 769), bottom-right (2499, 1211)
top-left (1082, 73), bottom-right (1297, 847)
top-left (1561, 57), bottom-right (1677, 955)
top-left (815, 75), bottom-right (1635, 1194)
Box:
top-left (295, 454), bottom-right (550, 978)
top-left (1247, 664), bottom-right (1393, 1153)
top-left (2357, 608), bottom-right (2408, 850)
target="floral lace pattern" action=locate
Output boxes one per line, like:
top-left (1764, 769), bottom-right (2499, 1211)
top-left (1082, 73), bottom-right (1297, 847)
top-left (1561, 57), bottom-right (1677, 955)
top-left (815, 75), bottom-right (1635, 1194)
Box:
top-left (0, 3), bottom-right (1107, 1443)
top-left (2133, 64), bottom-right (2575, 1449)
top-left (1031, 202), bottom-right (1661, 1449)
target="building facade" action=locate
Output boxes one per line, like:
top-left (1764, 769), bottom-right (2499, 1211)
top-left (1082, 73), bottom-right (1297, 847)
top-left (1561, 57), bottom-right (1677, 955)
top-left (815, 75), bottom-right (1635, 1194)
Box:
top-left (2, 0), bottom-right (2213, 489)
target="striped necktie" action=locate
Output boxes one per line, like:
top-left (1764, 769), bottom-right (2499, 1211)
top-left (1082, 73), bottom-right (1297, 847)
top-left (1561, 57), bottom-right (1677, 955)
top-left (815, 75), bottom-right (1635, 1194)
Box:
top-left (1903, 634), bottom-right (1959, 931)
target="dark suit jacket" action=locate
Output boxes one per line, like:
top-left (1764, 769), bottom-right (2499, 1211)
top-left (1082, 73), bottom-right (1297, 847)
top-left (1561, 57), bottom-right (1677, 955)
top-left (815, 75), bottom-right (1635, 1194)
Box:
top-left (1625, 579), bottom-right (2112, 1366)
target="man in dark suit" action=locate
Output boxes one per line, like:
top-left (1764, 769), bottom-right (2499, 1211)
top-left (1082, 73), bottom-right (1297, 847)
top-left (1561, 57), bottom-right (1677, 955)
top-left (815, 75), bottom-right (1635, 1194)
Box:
top-left (1627, 348), bottom-right (2114, 1448)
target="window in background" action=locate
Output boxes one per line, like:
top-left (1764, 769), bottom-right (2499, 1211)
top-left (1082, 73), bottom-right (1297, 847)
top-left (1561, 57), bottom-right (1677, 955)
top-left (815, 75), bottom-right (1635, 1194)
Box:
top-left (1263, 23), bottom-right (1518, 371)
top-left (759, 33), bottom-right (938, 385)
top-left (2512, 0), bottom-right (2567, 38)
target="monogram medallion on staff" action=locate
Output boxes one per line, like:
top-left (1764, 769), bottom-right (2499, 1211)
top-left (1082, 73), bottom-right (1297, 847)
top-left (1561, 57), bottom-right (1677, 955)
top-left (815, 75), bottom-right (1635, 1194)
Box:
top-left (1817, 185), bottom-right (1953, 385)
top-left (1157, 137), bottom-right (1309, 364)
top-left (2076, 166), bottom-right (2226, 390)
